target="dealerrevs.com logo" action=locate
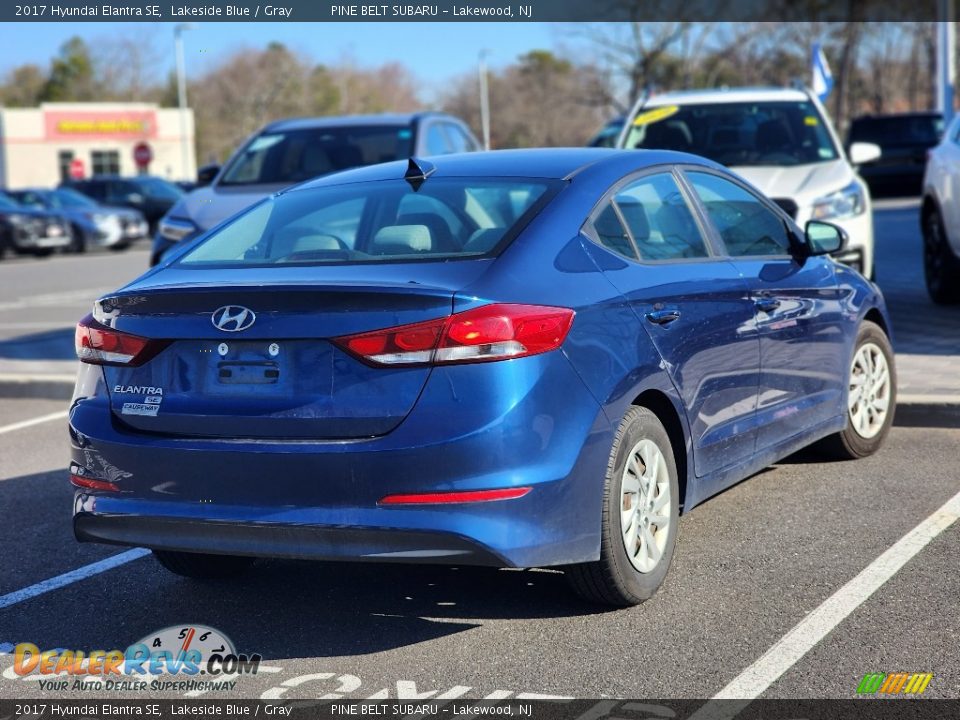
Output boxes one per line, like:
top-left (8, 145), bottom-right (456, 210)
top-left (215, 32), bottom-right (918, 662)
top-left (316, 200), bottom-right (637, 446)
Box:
top-left (12, 625), bottom-right (261, 692)
top-left (856, 672), bottom-right (933, 695)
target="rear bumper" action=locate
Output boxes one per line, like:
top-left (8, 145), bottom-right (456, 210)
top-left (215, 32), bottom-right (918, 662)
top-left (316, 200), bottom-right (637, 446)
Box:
top-left (69, 353), bottom-right (613, 568)
top-left (75, 514), bottom-right (508, 565)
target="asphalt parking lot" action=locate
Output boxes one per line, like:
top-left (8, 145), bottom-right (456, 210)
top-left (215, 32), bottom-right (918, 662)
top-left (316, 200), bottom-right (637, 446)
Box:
top-left (0, 203), bottom-right (958, 702)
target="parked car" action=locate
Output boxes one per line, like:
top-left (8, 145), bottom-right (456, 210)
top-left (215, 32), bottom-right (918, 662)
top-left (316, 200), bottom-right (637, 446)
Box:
top-left (920, 114), bottom-right (960, 304)
top-left (847, 112), bottom-right (944, 197)
top-left (587, 116), bottom-right (625, 148)
top-left (151, 112), bottom-right (481, 266)
top-left (70, 148), bottom-right (895, 606)
top-left (0, 193), bottom-right (72, 259)
top-left (60, 175), bottom-right (183, 236)
top-left (617, 87), bottom-right (881, 279)
top-left (7, 188), bottom-right (148, 253)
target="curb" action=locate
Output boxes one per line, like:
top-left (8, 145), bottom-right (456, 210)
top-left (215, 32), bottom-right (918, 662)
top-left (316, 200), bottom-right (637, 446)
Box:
top-left (0, 377), bottom-right (74, 401)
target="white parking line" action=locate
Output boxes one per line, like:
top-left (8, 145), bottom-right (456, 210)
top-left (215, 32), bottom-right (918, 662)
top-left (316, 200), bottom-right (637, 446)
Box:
top-left (0, 410), bottom-right (68, 436)
top-left (706, 488), bottom-right (960, 704)
top-left (0, 549), bottom-right (150, 611)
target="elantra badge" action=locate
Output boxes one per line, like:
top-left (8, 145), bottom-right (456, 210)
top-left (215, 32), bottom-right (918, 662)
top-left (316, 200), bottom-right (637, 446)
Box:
top-left (212, 305), bottom-right (256, 332)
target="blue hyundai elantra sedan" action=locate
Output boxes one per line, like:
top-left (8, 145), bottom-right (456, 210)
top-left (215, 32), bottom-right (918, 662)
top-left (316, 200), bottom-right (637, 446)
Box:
top-left (69, 149), bottom-right (896, 606)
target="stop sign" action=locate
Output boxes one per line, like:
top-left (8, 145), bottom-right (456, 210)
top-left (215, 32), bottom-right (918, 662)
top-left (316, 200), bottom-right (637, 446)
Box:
top-left (133, 142), bottom-right (153, 169)
top-left (69, 158), bottom-right (85, 179)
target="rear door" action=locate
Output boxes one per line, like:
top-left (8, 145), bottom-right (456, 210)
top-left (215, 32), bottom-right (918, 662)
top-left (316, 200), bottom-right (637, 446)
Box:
top-left (683, 169), bottom-right (846, 451)
top-left (582, 169), bottom-right (761, 478)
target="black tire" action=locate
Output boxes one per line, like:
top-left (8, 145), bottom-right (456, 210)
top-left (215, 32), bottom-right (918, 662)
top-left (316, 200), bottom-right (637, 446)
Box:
top-left (32, 248), bottom-right (54, 258)
top-left (922, 207), bottom-right (960, 305)
top-left (819, 321), bottom-right (896, 460)
top-left (68, 225), bottom-right (87, 254)
top-left (153, 550), bottom-right (254, 579)
top-left (565, 406), bottom-right (680, 607)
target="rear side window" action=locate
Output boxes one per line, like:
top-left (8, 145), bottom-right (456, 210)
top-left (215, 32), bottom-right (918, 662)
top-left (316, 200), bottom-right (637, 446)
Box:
top-left (687, 171), bottom-right (791, 257)
top-left (587, 173), bottom-right (709, 262)
top-left (177, 177), bottom-right (559, 266)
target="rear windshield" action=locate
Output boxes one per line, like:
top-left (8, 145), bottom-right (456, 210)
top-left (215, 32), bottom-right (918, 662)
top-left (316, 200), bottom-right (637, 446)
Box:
top-left (624, 101), bottom-right (839, 166)
top-left (219, 126), bottom-right (414, 186)
top-left (176, 177), bottom-right (559, 266)
top-left (849, 116), bottom-right (944, 148)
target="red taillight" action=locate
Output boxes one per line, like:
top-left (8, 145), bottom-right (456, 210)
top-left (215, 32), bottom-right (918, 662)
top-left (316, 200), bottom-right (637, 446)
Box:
top-left (334, 304), bottom-right (575, 367)
top-left (70, 473), bottom-right (119, 492)
top-left (379, 487), bottom-right (532, 505)
top-left (75, 314), bottom-right (164, 366)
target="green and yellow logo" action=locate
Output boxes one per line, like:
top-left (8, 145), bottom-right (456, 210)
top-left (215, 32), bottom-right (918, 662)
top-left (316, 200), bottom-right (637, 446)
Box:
top-left (856, 672), bottom-right (933, 695)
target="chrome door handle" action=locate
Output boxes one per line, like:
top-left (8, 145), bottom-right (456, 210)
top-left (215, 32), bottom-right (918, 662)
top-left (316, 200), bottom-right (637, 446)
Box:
top-left (755, 297), bottom-right (781, 313)
top-left (645, 309), bottom-right (681, 325)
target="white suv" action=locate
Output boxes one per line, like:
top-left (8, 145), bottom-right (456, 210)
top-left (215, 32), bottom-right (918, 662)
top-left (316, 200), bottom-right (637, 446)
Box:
top-left (920, 116), bottom-right (960, 304)
top-left (617, 87), bottom-right (881, 278)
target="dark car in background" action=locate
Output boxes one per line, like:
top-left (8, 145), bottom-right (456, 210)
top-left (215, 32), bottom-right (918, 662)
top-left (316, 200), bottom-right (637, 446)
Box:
top-left (0, 193), bottom-right (72, 259)
top-left (150, 112), bottom-right (481, 265)
top-left (8, 188), bottom-right (148, 253)
top-left (60, 175), bottom-right (183, 235)
top-left (847, 112), bottom-right (944, 197)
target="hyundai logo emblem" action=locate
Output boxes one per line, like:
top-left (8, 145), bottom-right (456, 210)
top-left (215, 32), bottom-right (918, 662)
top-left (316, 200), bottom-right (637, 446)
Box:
top-left (211, 305), bottom-right (256, 332)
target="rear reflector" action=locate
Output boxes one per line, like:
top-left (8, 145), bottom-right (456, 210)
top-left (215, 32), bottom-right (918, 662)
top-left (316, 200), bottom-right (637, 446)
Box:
top-left (70, 473), bottom-right (120, 492)
top-left (75, 314), bottom-right (166, 366)
top-left (379, 487), bottom-right (532, 505)
top-left (334, 304), bottom-right (575, 367)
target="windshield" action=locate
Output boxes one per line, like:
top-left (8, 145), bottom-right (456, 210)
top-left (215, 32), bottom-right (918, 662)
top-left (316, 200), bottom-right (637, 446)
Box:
top-left (0, 194), bottom-right (21, 210)
top-left (177, 177), bottom-right (559, 267)
top-left (54, 188), bottom-right (99, 208)
top-left (136, 177), bottom-right (183, 201)
top-left (219, 126), bottom-right (415, 187)
top-left (624, 101), bottom-right (840, 167)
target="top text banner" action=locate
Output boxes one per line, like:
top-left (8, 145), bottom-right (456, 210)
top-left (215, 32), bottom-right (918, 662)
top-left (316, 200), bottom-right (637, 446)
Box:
top-left (0, 0), bottom-right (949, 22)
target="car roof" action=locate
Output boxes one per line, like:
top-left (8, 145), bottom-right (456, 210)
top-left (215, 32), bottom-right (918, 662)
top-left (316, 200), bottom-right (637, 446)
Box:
top-left (263, 112), bottom-right (454, 133)
top-left (290, 148), bottom-right (716, 189)
top-left (643, 87), bottom-right (811, 107)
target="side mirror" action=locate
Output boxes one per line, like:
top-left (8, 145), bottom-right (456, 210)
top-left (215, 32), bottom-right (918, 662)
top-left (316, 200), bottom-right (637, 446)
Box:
top-left (805, 220), bottom-right (847, 255)
top-left (196, 164), bottom-right (221, 187)
top-left (849, 141), bottom-right (882, 165)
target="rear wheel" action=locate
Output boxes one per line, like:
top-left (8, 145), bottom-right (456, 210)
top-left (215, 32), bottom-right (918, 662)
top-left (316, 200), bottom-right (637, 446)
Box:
top-left (820, 321), bottom-right (896, 460)
top-left (566, 406), bottom-right (679, 606)
top-left (153, 550), bottom-right (254, 579)
top-left (923, 207), bottom-right (960, 304)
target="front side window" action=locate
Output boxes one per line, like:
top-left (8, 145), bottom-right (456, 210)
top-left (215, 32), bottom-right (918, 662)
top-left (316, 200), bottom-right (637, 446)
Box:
top-left (686, 171), bottom-right (791, 257)
top-left (625, 101), bottom-right (839, 167)
top-left (177, 177), bottom-right (558, 267)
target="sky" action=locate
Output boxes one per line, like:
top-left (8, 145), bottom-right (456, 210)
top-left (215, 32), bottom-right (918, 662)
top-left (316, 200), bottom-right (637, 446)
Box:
top-left (1, 22), bottom-right (560, 101)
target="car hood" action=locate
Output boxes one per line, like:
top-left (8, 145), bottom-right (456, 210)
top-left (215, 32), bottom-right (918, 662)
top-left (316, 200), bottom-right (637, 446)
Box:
top-left (730, 159), bottom-right (853, 204)
top-left (172, 184), bottom-right (289, 232)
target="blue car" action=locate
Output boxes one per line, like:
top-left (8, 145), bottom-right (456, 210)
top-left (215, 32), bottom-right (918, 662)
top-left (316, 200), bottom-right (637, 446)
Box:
top-left (69, 149), bottom-right (896, 606)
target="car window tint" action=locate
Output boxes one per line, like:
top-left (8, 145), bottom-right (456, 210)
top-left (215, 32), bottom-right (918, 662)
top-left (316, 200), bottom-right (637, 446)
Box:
top-left (614, 174), bottom-right (708, 260)
top-left (591, 202), bottom-right (637, 259)
top-left (687, 171), bottom-right (791, 257)
top-left (425, 125), bottom-right (451, 155)
top-left (444, 124), bottom-right (473, 153)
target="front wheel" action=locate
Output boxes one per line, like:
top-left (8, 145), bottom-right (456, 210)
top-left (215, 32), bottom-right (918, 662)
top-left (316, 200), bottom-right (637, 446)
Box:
top-left (820, 320), bottom-right (896, 460)
top-left (153, 550), bottom-right (254, 579)
top-left (566, 406), bottom-right (679, 607)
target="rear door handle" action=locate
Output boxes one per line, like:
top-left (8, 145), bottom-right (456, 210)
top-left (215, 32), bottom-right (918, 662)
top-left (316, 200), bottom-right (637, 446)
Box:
top-left (755, 297), bottom-right (781, 313)
top-left (645, 309), bottom-right (681, 326)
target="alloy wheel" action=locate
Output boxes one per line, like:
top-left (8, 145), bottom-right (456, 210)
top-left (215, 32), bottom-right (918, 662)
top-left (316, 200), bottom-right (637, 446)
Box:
top-left (620, 438), bottom-right (672, 573)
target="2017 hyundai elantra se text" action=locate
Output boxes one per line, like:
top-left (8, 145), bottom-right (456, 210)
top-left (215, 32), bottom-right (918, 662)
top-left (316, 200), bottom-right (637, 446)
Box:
top-left (69, 149), bottom-right (896, 606)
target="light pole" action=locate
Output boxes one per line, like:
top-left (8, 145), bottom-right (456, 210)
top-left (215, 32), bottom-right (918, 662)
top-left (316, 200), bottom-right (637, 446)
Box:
top-left (478, 49), bottom-right (491, 151)
top-left (936, 4), bottom-right (955, 124)
top-left (174, 23), bottom-right (196, 181)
